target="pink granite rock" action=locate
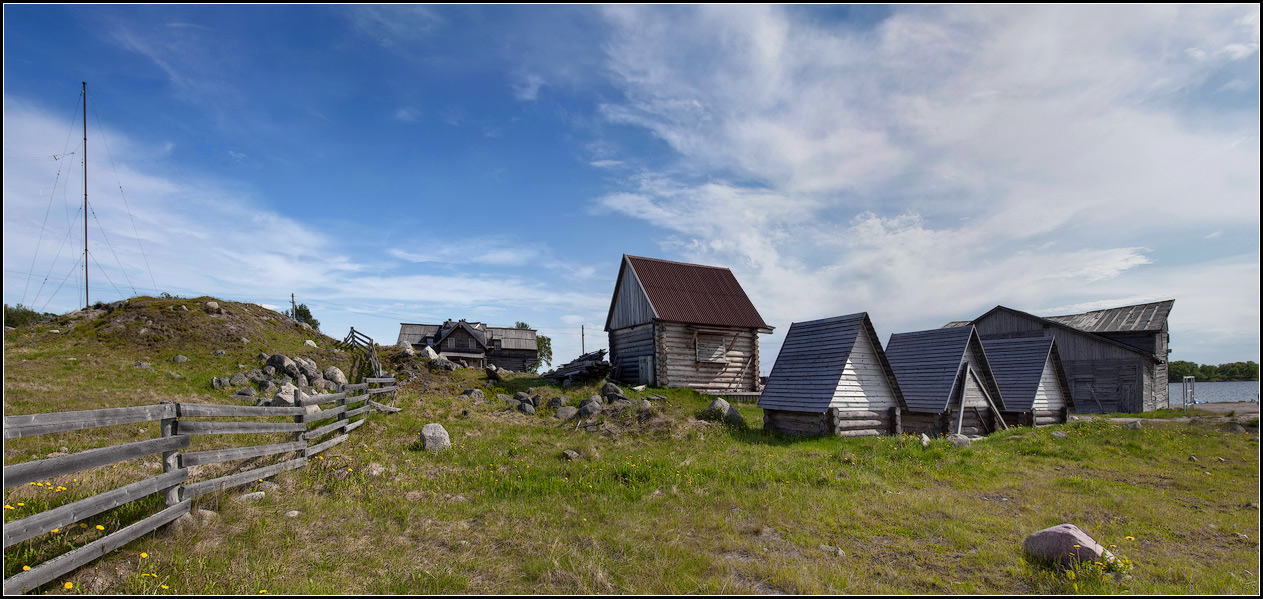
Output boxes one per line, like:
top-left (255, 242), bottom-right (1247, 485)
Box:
top-left (1023, 523), bottom-right (1115, 567)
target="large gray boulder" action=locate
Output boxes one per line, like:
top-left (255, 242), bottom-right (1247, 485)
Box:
top-left (230, 373), bottom-right (249, 387)
top-left (400, 343), bottom-right (416, 356)
top-left (947, 434), bottom-right (971, 448)
top-left (420, 346), bottom-right (439, 360)
top-left (578, 402), bottom-right (601, 418)
top-left (518, 402), bottom-right (536, 415)
top-left (601, 381), bottom-right (624, 398)
top-left (556, 406), bottom-right (579, 420)
top-left (485, 365), bottom-right (503, 383)
top-left (304, 339), bottom-right (318, 348)
top-left (271, 382), bottom-right (308, 407)
top-left (267, 354), bottom-right (300, 379)
top-left (1023, 523), bottom-right (1115, 567)
top-left (421, 424), bottom-right (451, 451)
top-left (323, 366), bottom-right (347, 387)
top-left (429, 357), bottom-right (459, 371)
top-left (461, 388), bottom-right (485, 400)
top-left (548, 396), bottom-right (572, 409)
top-left (700, 398), bottom-right (745, 427)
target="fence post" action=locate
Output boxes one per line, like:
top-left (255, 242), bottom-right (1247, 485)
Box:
top-left (337, 383), bottom-right (349, 432)
top-left (293, 388), bottom-right (308, 458)
top-left (159, 401), bottom-right (181, 506)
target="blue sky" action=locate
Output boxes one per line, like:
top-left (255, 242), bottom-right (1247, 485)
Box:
top-left (3, 5), bottom-right (1259, 369)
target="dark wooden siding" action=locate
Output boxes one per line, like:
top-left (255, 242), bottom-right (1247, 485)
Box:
top-left (488, 349), bottom-right (537, 373)
top-left (609, 323), bottom-right (655, 384)
top-left (607, 265), bottom-right (656, 331)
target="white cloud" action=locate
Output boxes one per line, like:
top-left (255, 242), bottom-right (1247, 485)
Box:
top-left (512, 73), bottom-right (546, 101)
top-left (394, 107), bottom-right (421, 123)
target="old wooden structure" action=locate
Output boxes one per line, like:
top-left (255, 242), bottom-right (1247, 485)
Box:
top-left (886, 325), bottom-right (1008, 436)
top-left (397, 319), bottom-right (539, 371)
top-left (945, 300), bottom-right (1173, 413)
top-left (982, 337), bottom-right (1073, 426)
top-left (759, 313), bottom-right (906, 437)
top-left (605, 254), bottom-right (772, 393)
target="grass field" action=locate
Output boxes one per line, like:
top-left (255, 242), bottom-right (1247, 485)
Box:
top-left (3, 298), bottom-right (1260, 594)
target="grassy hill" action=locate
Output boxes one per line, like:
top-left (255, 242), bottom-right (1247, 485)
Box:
top-left (3, 297), bottom-right (1259, 594)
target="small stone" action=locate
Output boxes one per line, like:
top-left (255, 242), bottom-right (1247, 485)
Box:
top-left (366, 463), bottom-right (386, 477)
top-left (236, 491), bottom-right (265, 502)
top-left (920, 433), bottom-right (931, 447)
top-left (255, 481), bottom-right (279, 491)
top-left (640, 400), bottom-right (653, 411)
top-left (240, 337), bottom-right (249, 344)
top-left (304, 340), bottom-right (318, 348)
top-left (1189, 455), bottom-right (1198, 462)
top-left (1125, 420), bottom-right (1142, 430)
top-left (165, 371), bottom-right (182, 379)
top-left (819, 544), bottom-right (846, 558)
top-left (557, 406), bottom-right (579, 420)
top-left (578, 403), bottom-right (601, 418)
top-left (519, 402), bottom-right (536, 415)
top-left (1052, 431), bottom-right (1068, 439)
top-left (213, 349), bottom-right (226, 356)
top-left (230, 373), bottom-right (249, 386)
top-left (285, 510), bottom-right (300, 518)
top-left (947, 434), bottom-right (970, 448)
top-left (462, 388), bottom-right (485, 400)
top-left (563, 450), bottom-right (580, 461)
top-left (1217, 457), bottom-right (1226, 463)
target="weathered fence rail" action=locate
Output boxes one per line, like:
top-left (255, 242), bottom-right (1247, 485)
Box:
top-left (2, 377), bottom-right (398, 594)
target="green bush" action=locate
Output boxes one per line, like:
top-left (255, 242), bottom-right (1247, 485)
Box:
top-left (3, 303), bottom-right (54, 328)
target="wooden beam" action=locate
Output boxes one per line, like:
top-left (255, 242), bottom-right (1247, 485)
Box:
top-left (4, 436), bottom-right (188, 489)
top-left (3, 470), bottom-right (187, 548)
top-left (179, 441), bottom-right (306, 467)
top-left (4, 404), bottom-right (175, 439)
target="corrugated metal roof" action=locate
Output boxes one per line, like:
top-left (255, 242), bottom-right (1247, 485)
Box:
top-left (760, 313), bottom-right (904, 413)
top-left (624, 255), bottom-right (770, 329)
top-left (1045, 300), bottom-right (1174, 333)
top-left (940, 321), bottom-right (972, 329)
top-left (885, 325), bottom-right (977, 413)
top-left (981, 337), bottom-right (1055, 412)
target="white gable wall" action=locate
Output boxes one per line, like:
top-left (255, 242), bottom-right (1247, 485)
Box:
top-left (1033, 354), bottom-right (1068, 410)
top-left (830, 327), bottom-right (897, 411)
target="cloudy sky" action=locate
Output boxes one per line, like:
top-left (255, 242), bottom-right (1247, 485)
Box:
top-left (3, 5), bottom-right (1259, 368)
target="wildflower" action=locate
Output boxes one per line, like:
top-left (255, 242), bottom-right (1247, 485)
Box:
top-left (1066, 571), bottom-right (1076, 580)
top-left (161, 585), bottom-right (169, 590)
top-left (259, 590), bottom-right (268, 594)
top-left (1125, 536), bottom-right (1135, 541)
top-left (51, 528), bottom-right (60, 533)
top-left (64, 582), bottom-right (74, 589)
top-left (3, 505), bottom-right (12, 510)
top-left (140, 552), bottom-right (148, 558)
top-left (96, 525), bottom-right (105, 530)
top-left (23, 566), bottom-right (31, 571)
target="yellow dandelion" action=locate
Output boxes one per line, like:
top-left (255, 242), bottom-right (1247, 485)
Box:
top-left (259, 590), bottom-right (268, 594)
top-left (23, 566), bottom-right (31, 571)
top-left (64, 582), bottom-right (74, 589)
top-left (3, 505), bottom-right (13, 510)
top-left (51, 528), bottom-right (60, 533)
top-left (1125, 536), bottom-right (1135, 541)
top-left (80, 523), bottom-right (87, 528)
top-left (96, 525), bottom-right (105, 530)
top-left (161, 585), bottom-right (169, 590)
top-left (140, 552), bottom-right (148, 558)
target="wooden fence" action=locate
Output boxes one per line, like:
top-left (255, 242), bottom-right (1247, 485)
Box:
top-left (2, 378), bottom-right (399, 594)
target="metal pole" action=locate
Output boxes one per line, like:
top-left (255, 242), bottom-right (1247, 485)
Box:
top-left (581, 325), bottom-right (585, 353)
top-left (83, 82), bottom-right (89, 308)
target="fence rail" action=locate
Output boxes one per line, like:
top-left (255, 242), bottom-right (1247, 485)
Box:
top-left (2, 377), bottom-right (400, 594)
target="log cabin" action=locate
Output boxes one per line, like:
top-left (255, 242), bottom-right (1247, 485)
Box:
top-left (886, 325), bottom-right (1008, 436)
top-left (605, 255), bottom-right (773, 395)
top-left (981, 337), bottom-right (1073, 426)
top-left (759, 313), bottom-right (906, 437)
top-left (396, 319), bottom-right (538, 371)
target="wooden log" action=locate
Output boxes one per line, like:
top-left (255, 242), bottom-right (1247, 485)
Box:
top-left (343, 418), bottom-right (366, 434)
top-left (179, 441), bottom-right (307, 467)
top-left (2, 469), bottom-right (187, 549)
top-left (344, 404), bottom-right (372, 419)
top-left (890, 406), bottom-right (902, 435)
top-left (175, 421), bottom-right (306, 435)
top-left (303, 434), bottom-right (348, 457)
top-left (367, 400), bottom-right (402, 413)
top-left (366, 386), bottom-right (397, 395)
top-left (300, 405), bottom-right (346, 424)
top-left (180, 457), bottom-right (307, 500)
top-left (1034, 417), bottom-right (1061, 426)
top-left (3, 436), bottom-right (189, 489)
top-left (176, 404), bottom-right (305, 417)
top-left (830, 410), bottom-right (890, 419)
top-left (160, 405), bottom-right (180, 507)
top-left (302, 420), bottom-right (347, 441)
top-left (342, 383), bottom-right (370, 391)
top-left (3, 404), bottom-right (175, 439)
top-left (364, 377), bottom-right (396, 384)
top-left (298, 392), bottom-right (346, 407)
top-left (832, 419), bottom-right (887, 431)
top-left (834, 429), bottom-right (882, 437)
top-left (2, 500), bottom-right (191, 595)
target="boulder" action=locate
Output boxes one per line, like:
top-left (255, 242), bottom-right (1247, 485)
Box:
top-left (296, 358), bottom-right (320, 380)
top-left (920, 433), bottom-right (931, 448)
top-left (514, 392), bottom-right (531, 402)
top-left (230, 373), bottom-right (249, 387)
top-left (548, 396), bottom-right (571, 409)
top-left (133, 361), bottom-right (154, 371)
top-left (271, 382), bottom-right (308, 407)
top-left (421, 424), bottom-right (451, 451)
top-left (400, 343), bottom-right (416, 356)
top-left (562, 450), bottom-right (580, 461)
top-left (531, 394), bottom-right (543, 407)
top-left (485, 366), bottom-right (503, 383)
top-left (428, 357), bottom-right (459, 371)
top-left (639, 400), bottom-right (653, 411)
top-left (1023, 523), bottom-right (1115, 567)
top-left (947, 434), bottom-right (971, 448)
top-left (212, 377), bottom-right (228, 390)
top-left (580, 395), bottom-right (603, 409)
top-left (420, 346), bottom-right (440, 360)
top-left (172, 355), bottom-right (189, 363)
top-left (319, 366), bottom-right (346, 387)
top-left (1125, 420), bottom-right (1143, 430)
top-left (556, 406), bottom-right (579, 420)
top-left (267, 354), bottom-right (300, 379)
top-left (204, 301), bottom-right (220, 313)
top-left (519, 402), bottom-right (536, 415)
top-left (304, 339), bottom-right (318, 348)
top-left (461, 388), bottom-right (485, 400)
top-left (700, 398), bottom-right (745, 427)
top-left (578, 402), bottom-right (601, 418)
top-left (601, 381), bottom-right (624, 398)
top-left (234, 388), bottom-right (256, 399)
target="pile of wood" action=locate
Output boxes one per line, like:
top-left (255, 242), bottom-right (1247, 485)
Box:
top-left (543, 349), bottom-right (612, 384)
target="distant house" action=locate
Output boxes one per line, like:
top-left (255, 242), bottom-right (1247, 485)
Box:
top-left (604, 255), bottom-right (773, 394)
top-left (397, 319), bottom-right (538, 371)
top-left (982, 337), bottom-right (1073, 427)
top-left (886, 325), bottom-right (1007, 436)
top-left (946, 300), bottom-right (1173, 413)
top-left (759, 313), bottom-right (905, 437)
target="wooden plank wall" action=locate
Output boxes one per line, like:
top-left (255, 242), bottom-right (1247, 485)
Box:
top-left (609, 323), bottom-right (654, 384)
top-left (655, 322), bottom-right (759, 392)
top-left (1, 378), bottom-right (399, 594)
top-left (830, 328), bottom-right (898, 411)
top-left (607, 263), bottom-right (655, 330)
top-left (763, 408), bottom-right (902, 437)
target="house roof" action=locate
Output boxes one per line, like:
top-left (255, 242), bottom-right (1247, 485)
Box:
top-left (981, 337), bottom-right (1072, 412)
top-left (1045, 300), bottom-right (1174, 334)
top-left (397, 323), bottom-right (441, 346)
top-left (759, 313), bottom-right (904, 413)
top-left (433, 320), bottom-right (487, 349)
top-left (968, 305), bottom-right (1161, 359)
top-left (885, 325), bottom-right (1004, 413)
top-left (487, 326), bottom-right (537, 350)
top-left (606, 255), bottom-right (771, 330)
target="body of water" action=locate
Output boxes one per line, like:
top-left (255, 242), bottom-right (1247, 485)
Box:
top-left (1167, 380), bottom-right (1260, 405)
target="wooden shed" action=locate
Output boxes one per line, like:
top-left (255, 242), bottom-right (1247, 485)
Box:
top-left (981, 337), bottom-right (1073, 427)
top-left (886, 325), bottom-right (1008, 436)
top-left (397, 319), bottom-right (538, 371)
top-left (949, 300), bottom-right (1173, 413)
top-left (759, 313), bottom-right (906, 437)
top-left (605, 255), bottom-right (773, 394)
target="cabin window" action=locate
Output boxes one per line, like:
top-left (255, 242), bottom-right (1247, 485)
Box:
top-left (696, 334), bottom-right (729, 364)
top-left (494, 340), bottom-right (502, 351)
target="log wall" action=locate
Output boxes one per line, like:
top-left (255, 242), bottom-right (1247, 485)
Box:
top-left (655, 322), bottom-right (759, 392)
top-left (764, 407), bottom-right (902, 437)
top-left (609, 323), bottom-right (655, 384)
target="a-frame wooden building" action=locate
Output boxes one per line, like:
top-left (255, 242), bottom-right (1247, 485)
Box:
top-left (982, 337), bottom-right (1073, 427)
top-left (886, 325), bottom-right (1008, 436)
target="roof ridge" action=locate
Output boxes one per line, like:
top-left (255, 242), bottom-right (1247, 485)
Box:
top-left (626, 254), bottom-right (732, 272)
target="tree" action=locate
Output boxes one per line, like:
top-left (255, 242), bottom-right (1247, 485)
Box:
top-left (284, 303), bottom-right (321, 332)
top-left (516, 321), bottom-right (552, 372)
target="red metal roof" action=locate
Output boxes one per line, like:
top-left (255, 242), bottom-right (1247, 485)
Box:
top-left (625, 255), bottom-right (770, 329)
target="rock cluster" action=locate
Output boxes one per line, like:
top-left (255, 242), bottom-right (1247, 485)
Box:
top-left (211, 351), bottom-right (347, 406)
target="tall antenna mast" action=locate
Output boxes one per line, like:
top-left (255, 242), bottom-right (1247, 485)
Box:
top-left (83, 81), bottom-right (89, 308)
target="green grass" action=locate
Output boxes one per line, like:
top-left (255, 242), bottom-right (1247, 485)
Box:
top-left (3, 299), bottom-right (1260, 594)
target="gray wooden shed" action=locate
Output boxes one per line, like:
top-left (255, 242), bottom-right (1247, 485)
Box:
top-left (981, 337), bottom-right (1073, 426)
top-left (605, 255), bottom-right (772, 394)
top-left (759, 313), bottom-right (905, 437)
top-left (886, 325), bottom-right (1008, 436)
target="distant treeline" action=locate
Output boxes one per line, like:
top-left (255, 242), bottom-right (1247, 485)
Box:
top-left (1168, 360), bottom-right (1259, 382)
